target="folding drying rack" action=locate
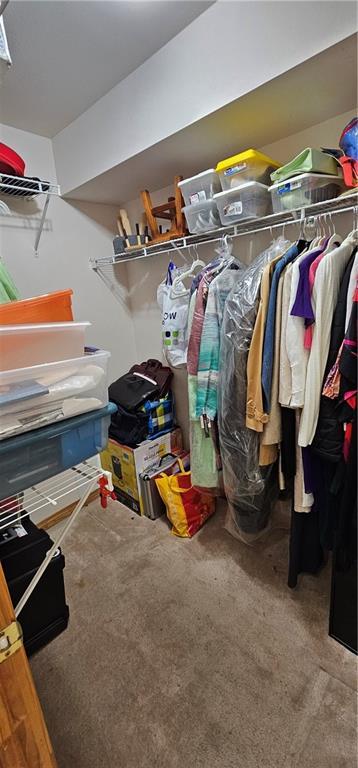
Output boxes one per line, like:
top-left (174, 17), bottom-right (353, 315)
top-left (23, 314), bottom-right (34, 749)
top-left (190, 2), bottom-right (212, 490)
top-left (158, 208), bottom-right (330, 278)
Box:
top-left (0, 461), bottom-right (113, 618)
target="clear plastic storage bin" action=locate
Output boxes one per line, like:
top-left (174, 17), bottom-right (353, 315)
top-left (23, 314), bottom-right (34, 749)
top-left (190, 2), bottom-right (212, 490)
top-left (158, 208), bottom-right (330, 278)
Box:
top-left (214, 182), bottom-right (271, 225)
top-left (0, 322), bottom-right (90, 371)
top-left (269, 173), bottom-right (346, 213)
top-left (216, 149), bottom-right (280, 191)
top-left (0, 350), bottom-right (110, 440)
top-left (182, 199), bottom-right (221, 233)
top-left (178, 169), bottom-right (221, 206)
top-left (0, 403), bottom-right (116, 500)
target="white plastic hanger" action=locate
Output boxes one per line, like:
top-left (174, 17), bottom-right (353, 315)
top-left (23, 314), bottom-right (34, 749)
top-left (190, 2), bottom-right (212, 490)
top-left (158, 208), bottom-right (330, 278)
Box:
top-left (170, 245), bottom-right (205, 298)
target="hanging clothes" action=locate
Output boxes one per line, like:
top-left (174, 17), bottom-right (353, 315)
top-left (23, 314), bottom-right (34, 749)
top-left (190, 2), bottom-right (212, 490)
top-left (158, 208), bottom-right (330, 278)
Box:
top-left (261, 241), bottom-right (306, 414)
top-left (188, 266), bottom-right (222, 490)
top-left (219, 238), bottom-right (290, 538)
top-left (311, 250), bottom-right (356, 462)
top-left (287, 242), bottom-right (357, 586)
top-left (260, 262), bottom-right (295, 466)
top-left (299, 232), bottom-right (357, 447)
top-left (246, 237), bottom-right (290, 432)
top-left (196, 261), bottom-right (242, 421)
top-left (278, 263), bottom-right (294, 406)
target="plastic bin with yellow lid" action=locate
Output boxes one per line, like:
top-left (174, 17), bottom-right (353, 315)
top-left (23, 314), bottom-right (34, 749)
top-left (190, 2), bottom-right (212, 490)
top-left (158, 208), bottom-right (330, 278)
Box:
top-left (216, 149), bottom-right (280, 190)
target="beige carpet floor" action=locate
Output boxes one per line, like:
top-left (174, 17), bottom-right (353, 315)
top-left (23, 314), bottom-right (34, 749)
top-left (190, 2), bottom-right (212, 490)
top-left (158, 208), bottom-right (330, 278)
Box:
top-left (31, 499), bottom-right (357, 768)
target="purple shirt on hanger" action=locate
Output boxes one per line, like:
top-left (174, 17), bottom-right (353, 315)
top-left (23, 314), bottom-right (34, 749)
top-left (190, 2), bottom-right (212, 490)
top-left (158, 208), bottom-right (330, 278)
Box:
top-left (290, 242), bottom-right (328, 322)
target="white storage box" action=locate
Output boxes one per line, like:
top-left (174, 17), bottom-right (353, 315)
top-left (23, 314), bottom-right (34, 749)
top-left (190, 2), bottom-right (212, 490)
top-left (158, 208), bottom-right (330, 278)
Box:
top-left (0, 322), bottom-right (90, 371)
top-left (269, 173), bottom-right (346, 214)
top-left (178, 169), bottom-right (221, 206)
top-left (182, 199), bottom-right (221, 234)
top-left (214, 182), bottom-right (271, 225)
top-left (0, 350), bottom-right (109, 440)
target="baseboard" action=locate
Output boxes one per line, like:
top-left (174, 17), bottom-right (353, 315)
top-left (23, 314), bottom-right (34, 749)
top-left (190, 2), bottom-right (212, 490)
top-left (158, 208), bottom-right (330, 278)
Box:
top-left (41, 490), bottom-right (100, 530)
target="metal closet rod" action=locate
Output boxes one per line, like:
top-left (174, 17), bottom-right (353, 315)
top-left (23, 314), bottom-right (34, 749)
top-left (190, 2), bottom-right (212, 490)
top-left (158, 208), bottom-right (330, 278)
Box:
top-left (94, 200), bottom-right (357, 267)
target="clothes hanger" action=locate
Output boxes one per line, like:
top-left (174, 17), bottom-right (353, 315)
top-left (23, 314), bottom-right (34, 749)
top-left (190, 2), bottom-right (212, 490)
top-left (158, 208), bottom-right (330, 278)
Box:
top-left (349, 205), bottom-right (358, 245)
top-left (323, 211), bottom-right (343, 251)
top-left (170, 246), bottom-right (206, 298)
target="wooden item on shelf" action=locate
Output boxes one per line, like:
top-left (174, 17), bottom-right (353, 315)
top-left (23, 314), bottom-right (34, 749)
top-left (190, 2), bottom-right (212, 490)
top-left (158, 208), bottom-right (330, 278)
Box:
top-left (140, 176), bottom-right (187, 245)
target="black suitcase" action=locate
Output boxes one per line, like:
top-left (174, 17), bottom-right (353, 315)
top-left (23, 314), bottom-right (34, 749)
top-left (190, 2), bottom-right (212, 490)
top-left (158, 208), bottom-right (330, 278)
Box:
top-left (0, 518), bottom-right (69, 656)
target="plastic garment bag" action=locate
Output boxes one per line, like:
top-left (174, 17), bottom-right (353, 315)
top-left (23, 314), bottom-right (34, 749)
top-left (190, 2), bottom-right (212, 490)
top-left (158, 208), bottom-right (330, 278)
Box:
top-left (218, 237), bottom-right (291, 537)
top-left (188, 238), bottom-right (235, 491)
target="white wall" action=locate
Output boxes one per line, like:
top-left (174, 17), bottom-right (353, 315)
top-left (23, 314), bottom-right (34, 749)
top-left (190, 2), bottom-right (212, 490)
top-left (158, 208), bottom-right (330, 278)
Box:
top-left (0, 123), bottom-right (136, 522)
top-left (52, 1), bottom-right (356, 195)
top-left (0, 123), bottom-right (136, 382)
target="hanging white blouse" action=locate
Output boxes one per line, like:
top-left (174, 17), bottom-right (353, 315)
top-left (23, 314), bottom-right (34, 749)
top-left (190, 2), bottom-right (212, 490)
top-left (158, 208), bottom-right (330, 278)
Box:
top-left (298, 232), bottom-right (356, 447)
top-left (278, 262), bottom-right (293, 406)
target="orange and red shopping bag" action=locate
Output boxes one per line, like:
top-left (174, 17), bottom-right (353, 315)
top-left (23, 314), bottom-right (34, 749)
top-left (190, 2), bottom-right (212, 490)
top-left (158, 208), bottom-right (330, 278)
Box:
top-left (155, 459), bottom-right (215, 537)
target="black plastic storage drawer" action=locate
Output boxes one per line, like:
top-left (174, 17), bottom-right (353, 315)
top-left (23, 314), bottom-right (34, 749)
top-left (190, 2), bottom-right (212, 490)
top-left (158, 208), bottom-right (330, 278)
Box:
top-left (0, 518), bottom-right (69, 656)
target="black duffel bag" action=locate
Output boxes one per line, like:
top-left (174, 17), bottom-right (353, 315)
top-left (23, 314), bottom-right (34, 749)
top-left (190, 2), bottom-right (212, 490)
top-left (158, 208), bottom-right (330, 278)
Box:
top-left (109, 371), bottom-right (159, 412)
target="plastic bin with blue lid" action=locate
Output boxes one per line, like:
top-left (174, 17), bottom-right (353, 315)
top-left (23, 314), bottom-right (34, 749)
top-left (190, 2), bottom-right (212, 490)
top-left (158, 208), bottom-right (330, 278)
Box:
top-left (0, 403), bottom-right (117, 500)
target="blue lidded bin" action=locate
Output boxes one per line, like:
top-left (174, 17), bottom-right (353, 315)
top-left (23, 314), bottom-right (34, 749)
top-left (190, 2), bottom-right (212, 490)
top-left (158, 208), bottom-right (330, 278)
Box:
top-left (0, 403), bottom-right (117, 500)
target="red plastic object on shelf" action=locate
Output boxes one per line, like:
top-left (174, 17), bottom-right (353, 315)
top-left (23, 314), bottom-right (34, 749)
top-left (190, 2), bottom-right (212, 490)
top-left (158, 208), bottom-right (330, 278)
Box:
top-left (0, 143), bottom-right (25, 176)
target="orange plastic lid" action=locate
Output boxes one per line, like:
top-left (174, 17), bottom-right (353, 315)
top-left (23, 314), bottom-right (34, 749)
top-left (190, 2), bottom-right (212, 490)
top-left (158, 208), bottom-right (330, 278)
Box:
top-left (0, 289), bottom-right (74, 324)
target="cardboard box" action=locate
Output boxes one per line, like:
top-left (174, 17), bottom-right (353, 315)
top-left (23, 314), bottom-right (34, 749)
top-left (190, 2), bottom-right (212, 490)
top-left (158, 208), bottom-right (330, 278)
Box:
top-left (100, 428), bottom-right (182, 515)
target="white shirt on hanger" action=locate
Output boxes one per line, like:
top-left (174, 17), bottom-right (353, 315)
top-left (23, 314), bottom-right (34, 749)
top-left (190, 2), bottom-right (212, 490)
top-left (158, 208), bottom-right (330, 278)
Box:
top-left (285, 236), bottom-right (341, 409)
top-left (298, 232), bottom-right (356, 447)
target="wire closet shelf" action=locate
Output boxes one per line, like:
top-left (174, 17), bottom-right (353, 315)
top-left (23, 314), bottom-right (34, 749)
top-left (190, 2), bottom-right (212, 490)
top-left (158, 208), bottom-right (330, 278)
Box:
top-left (0, 174), bottom-right (60, 198)
top-left (91, 192), bottom-right (358, 269)
top-left (0, 173), bottom-right (61, 254)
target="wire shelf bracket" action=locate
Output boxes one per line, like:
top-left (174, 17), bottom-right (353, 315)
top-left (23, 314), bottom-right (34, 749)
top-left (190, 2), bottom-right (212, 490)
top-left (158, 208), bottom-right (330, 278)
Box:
top-left (0, 462), bottom-right (113, 618)
top-left (0, 173), bottom-right (60, 255)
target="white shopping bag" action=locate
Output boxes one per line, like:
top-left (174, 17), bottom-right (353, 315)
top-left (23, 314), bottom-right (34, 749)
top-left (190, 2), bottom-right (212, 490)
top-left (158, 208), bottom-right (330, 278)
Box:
top-left (157, 263), bottom-right (190, 368)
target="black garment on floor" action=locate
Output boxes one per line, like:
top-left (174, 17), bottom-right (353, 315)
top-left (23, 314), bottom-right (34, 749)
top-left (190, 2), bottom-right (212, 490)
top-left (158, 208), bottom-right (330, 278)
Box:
top-left (288, 503), bottom-right (324, 589)
top-left (285, 408), bottom-right (324, 588)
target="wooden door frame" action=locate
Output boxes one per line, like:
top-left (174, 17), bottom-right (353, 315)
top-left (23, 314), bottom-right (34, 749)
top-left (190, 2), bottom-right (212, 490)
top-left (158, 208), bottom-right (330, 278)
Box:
top-left (0, 564), bottom-right (57, 767)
